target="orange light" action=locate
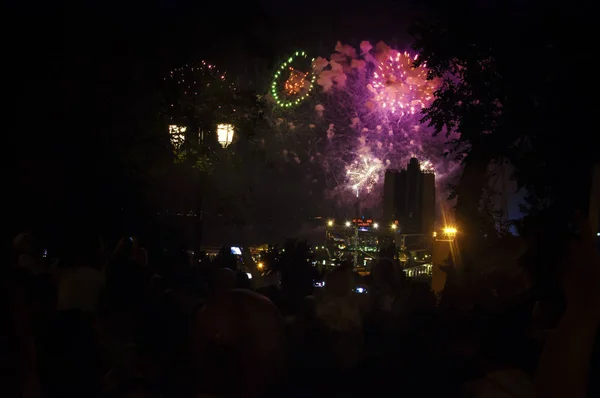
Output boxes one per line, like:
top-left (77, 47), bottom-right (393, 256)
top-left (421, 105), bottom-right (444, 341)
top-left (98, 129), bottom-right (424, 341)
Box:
top-left (284, 67), bottom-right (308, 95)
top-left (443, 227), bottom-right (457, 235)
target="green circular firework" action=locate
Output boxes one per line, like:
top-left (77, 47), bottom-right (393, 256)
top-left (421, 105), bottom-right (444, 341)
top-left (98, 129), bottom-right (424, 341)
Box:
top-left (271, 51), bottom-right (316, 108)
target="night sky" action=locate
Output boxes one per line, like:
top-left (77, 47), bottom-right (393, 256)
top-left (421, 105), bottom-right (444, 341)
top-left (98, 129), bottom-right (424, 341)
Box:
top-left (7, 0), bottom-right (530, 244)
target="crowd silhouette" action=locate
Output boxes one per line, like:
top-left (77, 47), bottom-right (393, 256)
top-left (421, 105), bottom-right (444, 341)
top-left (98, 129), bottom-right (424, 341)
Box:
top-left (2, 218), bottom-right (599, 397)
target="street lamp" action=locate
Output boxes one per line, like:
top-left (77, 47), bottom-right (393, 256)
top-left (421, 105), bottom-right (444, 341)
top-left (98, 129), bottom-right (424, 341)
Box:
top-left (443, 227), bottom-right (457, 236)
top-left (217, 123), bottom-right (234, 148)
top-left (345, 221), bottom-right (351, 227)
top-left (325, 220), bottom-right (334, 243)
top-left (169, 125), bottom-right (187, 149)
top-left (373, 223), bottom-right (379, 229)
top-left (391, 224), bottom-right (397, 230)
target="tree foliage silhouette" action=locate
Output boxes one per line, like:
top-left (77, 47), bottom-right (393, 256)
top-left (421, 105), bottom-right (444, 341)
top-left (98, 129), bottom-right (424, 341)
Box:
top-left (411, 3), bottom-right (596, 252)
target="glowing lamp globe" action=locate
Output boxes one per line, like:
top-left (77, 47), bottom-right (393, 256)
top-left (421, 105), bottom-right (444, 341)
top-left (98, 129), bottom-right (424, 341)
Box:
top-left (169, 125), bottom-right (187, 149)
top-left (217, 123), bottom-right (234, 148)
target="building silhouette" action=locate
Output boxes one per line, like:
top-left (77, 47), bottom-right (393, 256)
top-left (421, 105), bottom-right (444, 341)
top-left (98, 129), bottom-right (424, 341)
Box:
top-left (383, 158), bottom-right (435, 236)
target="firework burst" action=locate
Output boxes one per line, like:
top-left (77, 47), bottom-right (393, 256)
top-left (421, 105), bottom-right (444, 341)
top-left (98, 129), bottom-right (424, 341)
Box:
top-left (163, 60), bottom-right (238, 127)
top-left (263, 41), bottom-right (460, 208)
top-left (370, 51), bottom-right (437, 116)
top-left (419, 159), bottom-right (435, 173)
top-left (346, 155), bottom-right (383, 197)
top-left (164, 60), bottom-right (236, 103)
top-left (271, 51), bottom-right (316, 108)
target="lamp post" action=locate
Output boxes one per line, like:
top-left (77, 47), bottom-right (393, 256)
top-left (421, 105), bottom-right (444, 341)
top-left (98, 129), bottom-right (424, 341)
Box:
top-left (192, 123), bottom-right (235, 262)
top-left (326, 220), bottom-right (333, 244)
top-left (353, 198), bottom-right (361, 268)
top-left (432, 226), bottom-right (458, 296)
top-left (167, 123), bottom-right (203, 257)
top-left (353, 220), bottom-right (359, 268)
top-left (343, 219), bottom-right (358, 268)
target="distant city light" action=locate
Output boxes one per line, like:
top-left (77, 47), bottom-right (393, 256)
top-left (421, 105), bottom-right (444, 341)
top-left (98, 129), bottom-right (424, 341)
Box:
top-left (217, 123), bottom-right (234, 148)
top-left (345, 221), bottom-right (351, 227)
top-left (597, 232), bottom-right (600, 237)
top-left (391, 224), bottom-right (397, 230)
top-left (257, 262), bottom-right (264, 270)
top-left (373, 223), bottom-right (379, 229)
top-left (327, 220), bottom-right (334, 227)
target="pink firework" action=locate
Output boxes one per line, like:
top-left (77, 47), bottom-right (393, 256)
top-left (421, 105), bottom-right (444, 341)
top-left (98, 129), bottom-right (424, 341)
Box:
top-left (370, 51), bottom-right (437, 116)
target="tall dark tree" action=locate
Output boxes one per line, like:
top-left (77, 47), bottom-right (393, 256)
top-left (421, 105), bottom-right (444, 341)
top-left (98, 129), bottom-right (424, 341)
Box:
top-left (159, 56), bottom-right (269, 249)
top-left (411, 3), bottom-right (596, 265)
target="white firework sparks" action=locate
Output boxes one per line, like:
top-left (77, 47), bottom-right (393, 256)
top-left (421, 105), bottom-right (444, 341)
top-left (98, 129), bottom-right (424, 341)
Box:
top-left (420, 159), bottom-right (435, 173)
top-left (346, 155), bottom-right (383, 197)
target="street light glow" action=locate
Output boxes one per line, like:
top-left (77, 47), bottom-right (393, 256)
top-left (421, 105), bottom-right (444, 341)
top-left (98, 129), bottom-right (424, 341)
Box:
top-left (327, 220), bottom-right (334, 227)
top-left (168, 125), bottom-right (187, 149)
top-left (257, 262), bottom-right (264, 270)
top-left (373, 223), bottom-right (379, 229)
top-left (217, 123), bottom-right (235, 148)
top-left (391, 224), bottom-right (397, 230)
top-left (345, 221), bottom-right (351, 227)
top-left (443, 227), bottom-right (457, 235)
